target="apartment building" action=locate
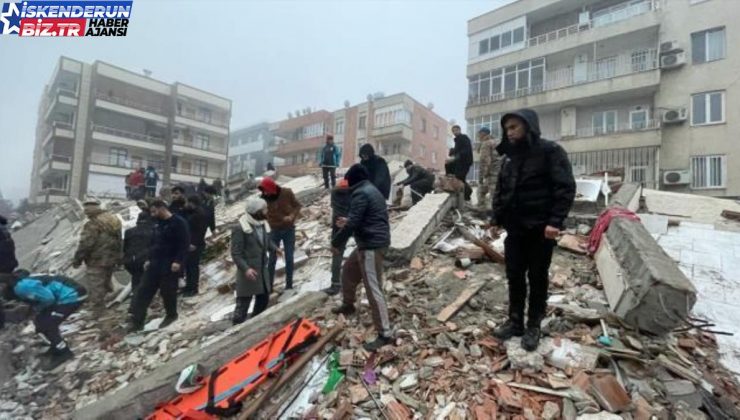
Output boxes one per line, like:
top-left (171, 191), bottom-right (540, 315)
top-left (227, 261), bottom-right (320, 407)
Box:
top-left (227, 122), bottom-right (274, 177)
top-left (466, 0), bottom-right (739, 197)
top-left (30, 56), bottom-right (231, 203)
top-left (273, 93), bottom-right (449, 177)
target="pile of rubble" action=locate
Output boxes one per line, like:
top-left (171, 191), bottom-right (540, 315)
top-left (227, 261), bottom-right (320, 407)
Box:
top-left (1, 175), bottom-right (740, 420)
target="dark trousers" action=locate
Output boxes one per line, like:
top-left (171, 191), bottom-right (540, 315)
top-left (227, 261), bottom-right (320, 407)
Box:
top-left (408, 181), bottom-right (434, 205)
top-left (131, 263), bottom-right (178, 326)
top-left (444, 161), bottom-right (472, 201)
top-left (232, 294), bottom-right (270, 324)
top-left (146, 186), bottom-right (156, 198)
top-left (125, 263), bottom-right (145, 314)
top-left (268, 227), bottom-right (296, 289)
top-left (322, 167), bottom-right (337, 189)
top-left (35, 302), bottom-right (81, 348)
top-left (184, 245), bottom-right (204, 293)
top-left (125, 186), bottom-right (132, 199)
top-left (504, 228), bottom-right (556, 328)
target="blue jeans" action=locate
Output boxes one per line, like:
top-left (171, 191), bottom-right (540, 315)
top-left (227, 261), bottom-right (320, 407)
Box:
top-left (269, 227), bottom-right (296, 289)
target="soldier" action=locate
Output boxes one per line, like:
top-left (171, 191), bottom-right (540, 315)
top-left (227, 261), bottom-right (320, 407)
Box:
top-left (72, 199), bottom-right (123, 322)
top-left (477, 126), bottom-right (501, 210)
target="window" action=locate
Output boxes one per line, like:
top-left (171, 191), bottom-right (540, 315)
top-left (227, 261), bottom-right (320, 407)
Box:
top-left (592, 111), bottom-right (617, 134)
top-left (512, 27), bottom-right (524, 44)
top-left (421, 118), bottom-right (427, 133)
top-left (194, 133), bottom-right (210, 150)
top-left (467, 113), bottom-right (503, 139)
top-left (631, 50), bottom-right (650, 72)
top-left (479, 39), bottom-right (489, 55)
top-left (335, 119), bottom-right (345, 134)
top-left (630, 108), bottom-right (648, 129)
top-left (433, 125), bottom-right (439, 139)
top-left (109, 147), bottom-right (128, 167)
top-left (595, 56), bottom-right (617, 79)
top-left (194, 159), bottom-right (207, 176)
top-left (691, 91), bottom-right (724, 125)
top-left (692, 27), bottom-right (725, 63)
top-left (501, 31), bottom-right (512, 48)
top-left (359, 115), bottom-right (366, 129)
top-left (490, 35), bottom-right (500, 51)
top-left (197, 107), bottom-right (212, 123)
top-left (691, 155), bottom-right (725, 188)
top-left (302, 122), bottom-right (325, 138)
top-left (630, 166), bottom-right (647, 184)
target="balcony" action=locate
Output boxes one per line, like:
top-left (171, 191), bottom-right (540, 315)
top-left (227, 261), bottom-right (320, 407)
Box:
top-left (95, 91), bottom-right (168, 124)
top-left (36, 187), bottom-right (70, 203)
top-left (568, 145), bottom-right (659, 189)
top-left (38, 154), bottom-right (72, 175)
top-left (275, 136), bottom-right (325, 156)
top-left (557, 120), bottom-right (661, 154)
top-left (175, 111), bottom-right (229, 136)
top-left (44, 87), bottom-right (78, 120)
top-left (42, 121), bottom-right (75, 147)
top-left (92, 125), bottom-right (166, 152)
top-left (372, 122), bottom-right (413, 142)
top-left (88, 154), bottom-right (164, 177)
top-left (172, 137), bottom-right (227, 161)
top-left (467, 49), bottom-right (659, 113)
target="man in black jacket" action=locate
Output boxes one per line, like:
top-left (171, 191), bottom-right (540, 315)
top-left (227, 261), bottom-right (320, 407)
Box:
top-left (0, 215), bottom-right (18, 329)
top-left (129, 199), bottom-right (190, 332)
top-left (490, 109), bottom-right (576, 351)
top-left (446, 125), bottom-right (474, 201)
top-left (359, 144), bottom-right (391, 200)
top-left (201, 186), bottom-right (217, 235)
top-left (331, 164), bottom-right (392, 352)
top-left (396, 160), bottom-right (435, 205)
top-left (181, 194), bottom-right (209, 297)
top-left (123, 209), bottom-right (154, 314)
top-left (169, 185), bottom-right (187, 217)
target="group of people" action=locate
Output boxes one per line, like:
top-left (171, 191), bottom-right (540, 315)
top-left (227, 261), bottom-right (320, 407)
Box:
top-left (124, 166), bottom-right (161, 200)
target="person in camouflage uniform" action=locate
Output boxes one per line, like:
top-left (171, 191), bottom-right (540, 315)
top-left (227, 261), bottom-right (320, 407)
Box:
top-left (72, 199), bottom-right (123, 320)
top-left (477, 126), bottom-right (501, 210)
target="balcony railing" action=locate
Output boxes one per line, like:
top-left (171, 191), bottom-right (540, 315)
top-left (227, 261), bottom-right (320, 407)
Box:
top-left (92, 124), bottom-right (166, 145)
top-left (89, 154), bottom-right (165, 170)
top-left (527, 0), bottom-right (656, 48)
top-left (468, 49), bottom-right (658, 106)
top-left (176, 111), bottom-right (229, 129)
top-left (95, 91), bottom-right (164, 115)
top-left (41, 154), bottom-right (72, 168)
top-left (571, 119), bottom-right (660, 139)
top-left (171, 167), bottom-right (223, 179)
top-left (173, 137), bottom-right (227, 154)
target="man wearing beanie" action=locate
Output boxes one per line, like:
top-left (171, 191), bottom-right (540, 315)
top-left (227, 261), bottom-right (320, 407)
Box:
top-left (331, 164), bottom-right (392, 352)
top-left (477, 126), bottom-right (501, 210)
top-left (259, 177), bottom-right (301, 291)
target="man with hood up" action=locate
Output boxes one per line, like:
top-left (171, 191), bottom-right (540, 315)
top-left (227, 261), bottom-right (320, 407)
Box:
top-left (359, 144), bottom-right (391, 200)
top-left (490, 109), bottom-right (575, 352)
top-left (72, 199), bottom-right (122, 321)
top-left (331, 164), bottom-right (392, 352)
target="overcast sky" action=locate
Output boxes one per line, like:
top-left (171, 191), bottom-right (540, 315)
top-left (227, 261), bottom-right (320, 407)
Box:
top-left (0, 0), bottom-right (512, 202)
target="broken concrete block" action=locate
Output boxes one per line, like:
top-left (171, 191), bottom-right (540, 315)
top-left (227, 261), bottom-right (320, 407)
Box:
top-left (562, 398), bottom-right (577, 420)
top-left (542, 401), bottom-right (560, 420)
top-left (505, 338), bottom-right (548, 371)
top-left (663, 379), bottom-right (701, 409)
top-left (576, 412), bottom-right (623, 420)
top-left (672, 400), bottom-right (708, 420)
top-left (398, 373), bottom-right (418, 390)
top-left (349, 384), bottom-right (369, 404)
top-left (545, 338), bottom-right (600, 371)
top-left (388, 193), bottom-right (453, 262)
top-left (594, 218), bottom-right (697, 335)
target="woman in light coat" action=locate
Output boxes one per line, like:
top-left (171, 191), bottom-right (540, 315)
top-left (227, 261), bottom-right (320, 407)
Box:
top-left (230, 198), bottom-right (278, 324)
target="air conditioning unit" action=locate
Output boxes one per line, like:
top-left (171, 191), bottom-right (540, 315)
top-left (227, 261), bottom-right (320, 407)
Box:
top-left (661, 51), bottom-right (686, 69)
top-left (660, 40), bottom-right (681, 54)
top-left (578, 11), bottom-right (590, 28)
top-left (663, 170), bottom-right (691, 185)
top-left (662, 108), bottom-right (688, 124)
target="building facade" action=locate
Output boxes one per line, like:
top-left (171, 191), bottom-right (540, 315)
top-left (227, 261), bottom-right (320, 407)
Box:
top-left (227, 122), bottom-right (274, 178)
top-left (273, 93), bottom-right (449, 177)
top-left (466, 0), bottom-right (739, 197)
top-left (30, 56), bottom-right (231, 203)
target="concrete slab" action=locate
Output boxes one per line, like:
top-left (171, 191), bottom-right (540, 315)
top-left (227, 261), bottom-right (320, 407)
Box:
top-left (639, 214), bottom-right (668, 235)
top-left (679, 250), bottom-right (722, 270)
top-left (387, 193), bottom-right (454, 262)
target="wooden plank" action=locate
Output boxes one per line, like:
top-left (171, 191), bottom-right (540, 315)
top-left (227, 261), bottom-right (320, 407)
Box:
top-left (457, 227), bottom-right (505, 264)
top-left (721, 209), bottom-right (740, 221)
top-left (436, 280), bottom-right (486, 322)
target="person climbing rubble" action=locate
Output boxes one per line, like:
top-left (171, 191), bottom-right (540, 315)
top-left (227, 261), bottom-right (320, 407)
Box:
top-left (259, 177), bottom-right (301, 292)
top-left (230, 197), bottom-right (281, 324)
top-left (128, 199), bottom-right (190, 332)
top-left (359, 143), bottom-right (391, 200)
top-left (446, 125), bottom-right (474, 201)
top-left (181, 194), bottom-right (209, 297)
top-left (476, 126), bottom-right (501, 210)
top-left (331, 164), bottom-right (393, 352)
top-left (323, 178), bottom-right (352, 296)
top-left (123, 202), bottom-right (154, 314)
top-left (395, 160), bottom-right (435, 206)
top-left (0, 214), bottom-right (19, 329)
top-left (318, 134), bottom-right (342, 189)
top-left (490, 109), bottom-right (576, 351)
top-left (3, 269), bottom-right (87, 372)
top-left (72, 199), bottom-right (122, 323)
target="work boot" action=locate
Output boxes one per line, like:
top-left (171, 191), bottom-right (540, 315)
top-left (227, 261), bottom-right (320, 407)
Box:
top-left (492, 319), bottom-right (524, 341)
top-left (41, 347), bottom-right (74, 372)
top-left (127, 320), bottom-right (144, 333)
top-left (159, 314), bottom-right (178, 329)
top-left (322, 285), bottom-right (341, 296)
top-left (521, 327), bottom-right (541, 352)
top-left (363, 335), bottom-right (392, 352)
top-left (331, 303), bottom-right (356, 315)
top-left (181, 289), bottom-right (198, 298)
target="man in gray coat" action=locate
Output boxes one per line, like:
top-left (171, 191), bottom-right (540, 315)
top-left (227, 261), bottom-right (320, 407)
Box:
top-left (230, 197), bottom-right (280, 324)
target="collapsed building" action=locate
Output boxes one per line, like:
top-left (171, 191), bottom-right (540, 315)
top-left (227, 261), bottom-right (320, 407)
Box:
top-left (1, 169), bottom-right (740, 420)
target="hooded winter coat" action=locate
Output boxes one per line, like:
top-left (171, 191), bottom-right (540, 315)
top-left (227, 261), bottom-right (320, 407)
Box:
top-left (359, 144), bottom-right (392, 199)
top-left (332, 165), bottom-right (390, 250)
top-left (491, 109), bottom-right (576, 231)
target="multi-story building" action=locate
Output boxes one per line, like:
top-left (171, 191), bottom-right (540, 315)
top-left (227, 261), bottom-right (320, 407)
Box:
top-left (466, 0), bottom-right (738, 197)
top-left (227, 122), bottom-right (274, 177)
top-left (273, 93), bottom-right (449, 177)
top-left (30, 56), bottom-right (231, 203)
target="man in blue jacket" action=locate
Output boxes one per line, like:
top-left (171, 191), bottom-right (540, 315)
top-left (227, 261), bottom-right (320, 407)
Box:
top-left (317, 134), bottom-right (342, 189)
top-left (3, 269), bottom-right (87, 371)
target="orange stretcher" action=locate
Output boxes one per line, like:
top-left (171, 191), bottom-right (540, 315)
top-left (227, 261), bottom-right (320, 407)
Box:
top-left (147, 318), bottom-right (321, 420)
